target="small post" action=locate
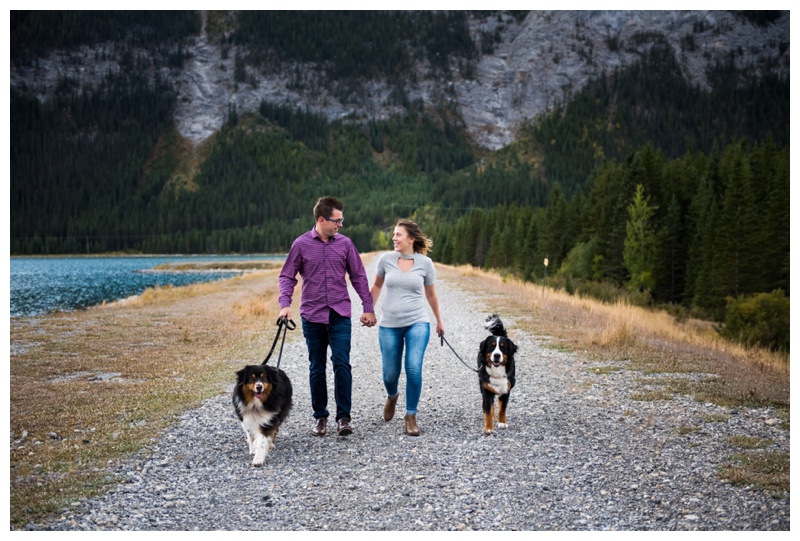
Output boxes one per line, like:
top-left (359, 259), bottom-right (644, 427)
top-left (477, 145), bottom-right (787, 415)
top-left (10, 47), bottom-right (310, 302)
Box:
top-left (542, 257), bottom-right (549, 298)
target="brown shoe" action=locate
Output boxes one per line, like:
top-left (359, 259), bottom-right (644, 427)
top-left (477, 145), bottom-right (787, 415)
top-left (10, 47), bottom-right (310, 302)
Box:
top-left (383, 394), bottom-right (399, 422)
top-left (310, 417), bottom-right (327, 437)
top-left (337, 418), bottom-right (353, 437)
top-left (404, 414), bottom-right (420, 436)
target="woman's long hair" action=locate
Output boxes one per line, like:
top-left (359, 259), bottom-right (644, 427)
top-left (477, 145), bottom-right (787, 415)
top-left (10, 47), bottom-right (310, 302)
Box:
top-left (397, 220), bottom-right (433, 255)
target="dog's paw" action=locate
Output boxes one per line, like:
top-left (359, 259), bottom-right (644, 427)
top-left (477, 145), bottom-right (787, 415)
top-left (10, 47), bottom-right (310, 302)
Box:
top-left (252, 437), bottom-right (269, 466)
top-left (483, 428), bottom-right (495, 435)
top-left (497, 422), bottom-right (508, 429)
top-left (252, 448), bottom-right (268, 466)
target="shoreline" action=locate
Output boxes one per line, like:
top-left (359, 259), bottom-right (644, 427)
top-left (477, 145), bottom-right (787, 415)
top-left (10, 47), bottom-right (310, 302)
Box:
top-left (9, 256), bottom-right (288, 319)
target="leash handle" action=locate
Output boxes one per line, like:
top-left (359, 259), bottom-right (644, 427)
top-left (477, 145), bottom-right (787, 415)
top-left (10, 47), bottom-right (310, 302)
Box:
top-left (278, 316), bottom-right (296, 331)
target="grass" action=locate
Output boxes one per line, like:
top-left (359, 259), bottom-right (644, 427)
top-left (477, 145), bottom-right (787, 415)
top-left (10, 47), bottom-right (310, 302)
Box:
top-left (701, 413), bottom-right (730, 423)
top-left (10, 268), bottom-right (296, 528)
top-left (718, 451), bottom-right (790, 494)
top-left (726, 435), bottom-right (774, 449)
top-left (629, 389), bottom-right (674, 401)
top-left (150, 260), bottom-right (283, 272)
top-left (589, 365), bottom-right (622, 375)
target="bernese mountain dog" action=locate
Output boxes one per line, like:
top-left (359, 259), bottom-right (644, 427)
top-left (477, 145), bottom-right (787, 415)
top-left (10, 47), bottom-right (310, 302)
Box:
top-left (232, 364), bottom-right (292, 467)
top-left (478, 314), bottom-right (517, 435)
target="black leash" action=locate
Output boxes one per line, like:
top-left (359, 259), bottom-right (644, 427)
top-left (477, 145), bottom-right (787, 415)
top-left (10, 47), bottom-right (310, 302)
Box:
top-left (261, 317), bottom-right (296, 370)
top-left (440, 333), bottom-right (479, 373)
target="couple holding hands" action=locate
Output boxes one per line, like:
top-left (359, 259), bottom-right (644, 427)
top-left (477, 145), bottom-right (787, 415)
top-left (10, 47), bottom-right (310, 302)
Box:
top-left (278, 196), bottom-right (443, 438)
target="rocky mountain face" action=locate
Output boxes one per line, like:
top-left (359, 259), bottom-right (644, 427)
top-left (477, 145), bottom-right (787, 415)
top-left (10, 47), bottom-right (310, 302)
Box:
top-left (11, 10), bottom-right (789, 150)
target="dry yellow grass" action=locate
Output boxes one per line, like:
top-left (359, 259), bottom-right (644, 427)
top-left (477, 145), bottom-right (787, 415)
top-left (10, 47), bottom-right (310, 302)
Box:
top-left (150, 260), bottom-right (282, 272)
top-left (440, 264), bottom-right (789, 406)
top-left (9, 268), bottom-right (298, 527)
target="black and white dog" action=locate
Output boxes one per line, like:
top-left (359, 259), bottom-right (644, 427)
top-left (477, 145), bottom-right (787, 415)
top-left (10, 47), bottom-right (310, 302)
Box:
top-left (232, 365), bottom-right (292, 466)
top-left (478, 314), bottom-right (517, 434)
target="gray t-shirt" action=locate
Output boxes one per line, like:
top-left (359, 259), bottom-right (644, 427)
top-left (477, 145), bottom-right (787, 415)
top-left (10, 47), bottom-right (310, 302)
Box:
top-left (375, 251), bottom-right (436, 328)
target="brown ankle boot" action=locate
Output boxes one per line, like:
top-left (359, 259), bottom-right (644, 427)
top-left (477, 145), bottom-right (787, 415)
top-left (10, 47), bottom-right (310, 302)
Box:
top-left (383, 394), bottom-right (399, 421)
top-left (404, 414), bottom-right (420, 436)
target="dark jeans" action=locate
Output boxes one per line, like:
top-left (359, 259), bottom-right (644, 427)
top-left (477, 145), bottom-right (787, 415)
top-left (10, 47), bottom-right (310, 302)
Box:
top-left (301, 310), bottom-right (352, 421)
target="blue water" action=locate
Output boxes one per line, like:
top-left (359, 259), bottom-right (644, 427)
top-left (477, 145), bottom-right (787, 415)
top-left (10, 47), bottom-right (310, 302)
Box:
top-left (9, 255), bottom-right (285, 318)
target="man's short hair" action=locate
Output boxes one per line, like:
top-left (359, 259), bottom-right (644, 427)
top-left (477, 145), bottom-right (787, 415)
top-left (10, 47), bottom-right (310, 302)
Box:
top-left (313, 196), bottom-right (344, 220)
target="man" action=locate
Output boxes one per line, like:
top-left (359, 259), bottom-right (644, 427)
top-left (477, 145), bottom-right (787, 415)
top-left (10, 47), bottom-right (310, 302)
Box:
top-left (279, 196), bottom-right (377, 437)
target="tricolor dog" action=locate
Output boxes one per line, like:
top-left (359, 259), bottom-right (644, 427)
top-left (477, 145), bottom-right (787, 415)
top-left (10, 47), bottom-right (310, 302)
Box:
top-left (477, 314), bottom-right (517, 434)
top-left (232, 364), bottom-right (292, 466)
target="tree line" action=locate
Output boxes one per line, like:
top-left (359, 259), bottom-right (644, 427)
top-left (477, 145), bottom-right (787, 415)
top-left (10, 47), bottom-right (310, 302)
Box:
top-left (11, 10), bottom-right (200, 64)
top-left (425, 139), bottom-right (789, 324)
top-left (530, 39), bottom-right (789, 199)
top-left (234, 11), bottom-right (476, 80)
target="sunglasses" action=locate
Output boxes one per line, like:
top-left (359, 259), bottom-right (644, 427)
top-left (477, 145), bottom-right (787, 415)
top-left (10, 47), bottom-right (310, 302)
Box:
top-left (323, 216), bottom-right (344, 226)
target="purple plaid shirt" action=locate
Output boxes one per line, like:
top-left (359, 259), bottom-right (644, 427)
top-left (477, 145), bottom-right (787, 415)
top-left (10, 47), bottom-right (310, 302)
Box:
top-left (279, 227), bottom-right (374, 324)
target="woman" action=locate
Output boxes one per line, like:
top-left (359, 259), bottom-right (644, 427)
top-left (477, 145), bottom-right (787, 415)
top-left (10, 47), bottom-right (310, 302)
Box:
top-left (370, 220), bottom-right (444, 436)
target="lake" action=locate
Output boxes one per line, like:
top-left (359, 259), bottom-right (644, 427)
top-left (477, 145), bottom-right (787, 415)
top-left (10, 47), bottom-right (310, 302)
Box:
top-left (9, 255), bottom-right (285, 318)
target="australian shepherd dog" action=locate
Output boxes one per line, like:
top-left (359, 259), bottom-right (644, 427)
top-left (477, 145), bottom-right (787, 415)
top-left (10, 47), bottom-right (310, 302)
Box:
top-left (232, 365), bottom-right (292, 466)
top-left (478, 314), bottom-right (517, 434)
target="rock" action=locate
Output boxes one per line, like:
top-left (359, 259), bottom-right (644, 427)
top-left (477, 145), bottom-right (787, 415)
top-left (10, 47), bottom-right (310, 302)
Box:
top-left (9, 11), bottom-right (788, 151)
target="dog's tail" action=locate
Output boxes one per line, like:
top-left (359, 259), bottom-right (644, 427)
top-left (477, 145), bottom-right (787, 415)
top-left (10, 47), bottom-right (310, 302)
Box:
top-left (483, 313), bottom-right (507, 337)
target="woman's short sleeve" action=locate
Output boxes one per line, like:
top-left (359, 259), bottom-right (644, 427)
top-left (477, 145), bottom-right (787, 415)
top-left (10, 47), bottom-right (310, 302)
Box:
top-left (423, 256), bottom-right (436, 286)
top-left (376, 252), bottom-right (387, 277)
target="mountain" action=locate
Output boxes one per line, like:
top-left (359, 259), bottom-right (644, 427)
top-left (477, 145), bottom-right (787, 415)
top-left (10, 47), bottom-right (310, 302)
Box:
top-left (11, 10), bottom-right (789, 150)
top-left (9, 10), bottom-right (791, 332)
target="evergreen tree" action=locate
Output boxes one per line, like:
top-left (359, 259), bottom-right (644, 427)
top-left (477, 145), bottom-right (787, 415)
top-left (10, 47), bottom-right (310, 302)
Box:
top-left (659, 194), bottom-right (686, 303)
top-left (623, 184), bottom-right (660, 294)
top-left (752, 136), bottom-right (790, 294)
top-left (585, 159), bottom-right (635, 283)
top-left (539, 184), bottom-right (570, 270)
top-left (717, 141), bottom-right (760, 298)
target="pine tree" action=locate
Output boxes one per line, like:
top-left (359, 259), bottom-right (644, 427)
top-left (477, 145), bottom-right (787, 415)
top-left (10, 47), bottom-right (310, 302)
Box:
top-left (539, 184), bottom-right (570, 270)
top-left (659, 195), bottom-right (685, 303)
top-left (752, 137), bottom-right (790, 294)
top-left (623, 184), bottom-right (660, 294)
top-left (717, 141), bottom-right (759, 297)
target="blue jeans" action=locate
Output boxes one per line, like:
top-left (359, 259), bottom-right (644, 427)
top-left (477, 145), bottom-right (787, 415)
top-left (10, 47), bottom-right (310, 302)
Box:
top-left (378, 322), bottom-right (431, 416)
top-left (302, 310), bottom-right (352, 421)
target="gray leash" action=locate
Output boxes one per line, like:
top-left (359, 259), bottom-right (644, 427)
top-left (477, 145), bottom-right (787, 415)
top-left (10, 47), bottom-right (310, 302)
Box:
top-left (440, 333), bottom-right (479, 373)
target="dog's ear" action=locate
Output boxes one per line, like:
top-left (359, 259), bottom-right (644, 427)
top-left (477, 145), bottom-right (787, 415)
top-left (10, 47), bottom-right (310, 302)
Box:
top-left (478, 338), bottom-right (488, 365)
top-left (235, 367), bottom-right (247, 383)
top-left (510, 339), bottom-right (518, 355)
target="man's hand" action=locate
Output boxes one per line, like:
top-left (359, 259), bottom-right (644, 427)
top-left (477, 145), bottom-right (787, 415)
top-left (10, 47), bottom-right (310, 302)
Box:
top-left (360, 312), bottom-right (377, 327)
top-left (279, 307), bottom-right (292, 321)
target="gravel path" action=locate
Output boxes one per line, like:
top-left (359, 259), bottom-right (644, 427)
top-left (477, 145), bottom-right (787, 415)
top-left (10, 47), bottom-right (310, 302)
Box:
top-left (35, 257), bottom-right (789, 531)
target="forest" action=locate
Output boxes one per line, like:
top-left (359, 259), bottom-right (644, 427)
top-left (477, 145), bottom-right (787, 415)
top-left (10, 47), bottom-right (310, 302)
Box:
top-left (10, 11), bottom-right (790, 349)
